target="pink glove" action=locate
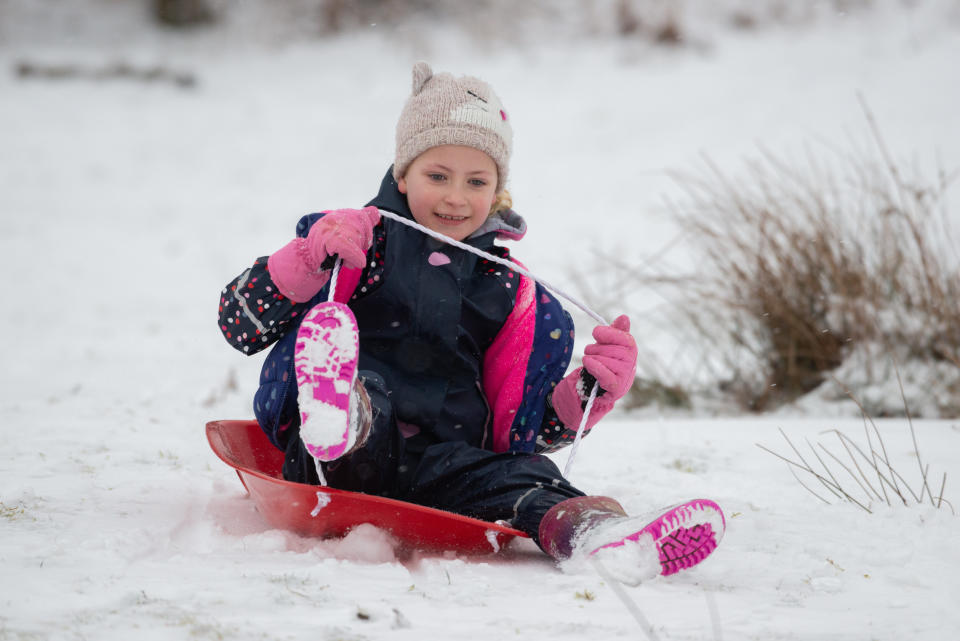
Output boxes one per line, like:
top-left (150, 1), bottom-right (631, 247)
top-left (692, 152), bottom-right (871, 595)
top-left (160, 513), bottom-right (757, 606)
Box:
top-left (306, 206), bottom-right (381, 270)
top-left (551, 315), bottom-right (638, 432)
top-left (267, 207), bottom-right (380, 303)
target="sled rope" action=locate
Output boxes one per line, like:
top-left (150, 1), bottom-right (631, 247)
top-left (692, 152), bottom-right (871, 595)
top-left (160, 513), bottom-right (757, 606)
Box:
top-left (373, 209), bottom-right (607, 477)
top-left (325, 209), bottom-right (612, 478)
top-left (310, 252), bottom-right (343, 486)
top-left (706, 591), bottom-right (724, 641)
top-left (564, 387), bottom-right (597, 477)
top-left (309, 259), bottom-right (346, 486)
top-left (322, 215), bottom-right (721, 638)
top-left (328, 257), bottom-right (343, 304)
top-left (374, 209), bottom-right (609, 326)
top-left (589, 557), bottom-right (662, 641)
top-left (590, 557), bottom-right (723, 641)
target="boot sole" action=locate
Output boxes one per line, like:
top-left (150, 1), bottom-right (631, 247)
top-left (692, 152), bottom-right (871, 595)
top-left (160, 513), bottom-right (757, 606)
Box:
top-left (593, 498), bottom-right (725, 576)
top-left (294, 302), bottom-right (360, 462)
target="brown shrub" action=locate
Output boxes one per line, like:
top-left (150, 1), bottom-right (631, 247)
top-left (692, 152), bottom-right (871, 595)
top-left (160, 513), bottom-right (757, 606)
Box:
top-left (659, 112), bottom-right (960, 412)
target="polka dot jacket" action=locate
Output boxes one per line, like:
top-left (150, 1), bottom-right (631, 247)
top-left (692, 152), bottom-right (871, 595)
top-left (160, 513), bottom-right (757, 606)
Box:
top-left (218, 169), bottom-right (589, 455)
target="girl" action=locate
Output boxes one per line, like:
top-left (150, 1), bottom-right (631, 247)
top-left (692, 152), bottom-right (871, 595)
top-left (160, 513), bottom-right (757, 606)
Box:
top-left (218, 62), bottom-right (724, 580)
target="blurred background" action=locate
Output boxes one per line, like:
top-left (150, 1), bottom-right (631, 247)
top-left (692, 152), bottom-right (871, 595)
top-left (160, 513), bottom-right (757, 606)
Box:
top-left (2, 0), bottom-right (959, 420)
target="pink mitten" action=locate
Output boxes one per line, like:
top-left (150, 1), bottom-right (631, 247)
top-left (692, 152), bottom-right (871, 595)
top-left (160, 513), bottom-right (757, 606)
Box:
top-left (306, 206), bottom-right (381, 270)
top-left (582, 315), bottom-right (638, 401)
top-left (552, 315), bottom-right (638, 431)
top-left (267, 207), bottom-right (381, 303)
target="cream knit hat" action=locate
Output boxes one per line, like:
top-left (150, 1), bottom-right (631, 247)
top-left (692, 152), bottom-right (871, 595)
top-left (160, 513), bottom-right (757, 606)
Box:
top-left (393, 62), bottom-right (513, 193)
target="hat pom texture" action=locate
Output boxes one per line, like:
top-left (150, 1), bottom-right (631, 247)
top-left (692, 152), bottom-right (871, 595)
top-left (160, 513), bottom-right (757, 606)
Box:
top-left (394, 62), bottom-right (512, 193)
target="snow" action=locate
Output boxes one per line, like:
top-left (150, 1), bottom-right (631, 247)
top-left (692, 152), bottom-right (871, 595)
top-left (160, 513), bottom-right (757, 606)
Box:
top-left (2, 2), bottom-right (959, 639)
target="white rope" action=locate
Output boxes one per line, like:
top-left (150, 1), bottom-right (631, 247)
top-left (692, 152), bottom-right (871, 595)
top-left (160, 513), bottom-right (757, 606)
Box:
top-left (327, 258), bottom-right (342, 304)
top-left (376, 209), bottom-right (608, 325)
top-left (706, 591), bottom-right (723, 641)
top-left (316, 209), bottom-right (605, 476)
top-left (304, 259), bottom-right (344, 488)
top-left (319, 213), bottom-right (718, 641)
top-left (314, 457), bottom-right (327, 486)
top-left (590, 557), bottom-right (723, 640)
top-left (589, 558), bottom-right (662, 641)
top-left (563, 383), bottom-right (598, 478)
top-left (372, 209), bottom-right (606, 477)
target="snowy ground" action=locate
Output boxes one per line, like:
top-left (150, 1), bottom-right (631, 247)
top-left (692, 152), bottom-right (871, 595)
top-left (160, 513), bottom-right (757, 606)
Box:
top-left (2, 3), bottom-right (959, 640)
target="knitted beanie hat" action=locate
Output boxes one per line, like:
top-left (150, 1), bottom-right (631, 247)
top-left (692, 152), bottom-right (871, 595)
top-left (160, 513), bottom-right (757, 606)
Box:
top-left (393, 62), bottom-right (513, 193)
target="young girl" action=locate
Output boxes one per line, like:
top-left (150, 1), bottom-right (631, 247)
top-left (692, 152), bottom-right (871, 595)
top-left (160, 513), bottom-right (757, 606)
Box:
top-left (218, 62), bottom-right (724, 580)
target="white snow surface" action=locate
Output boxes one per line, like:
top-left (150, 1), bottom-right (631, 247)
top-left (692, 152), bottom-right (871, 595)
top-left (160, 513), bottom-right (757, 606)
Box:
top-left (2, 3), bottom-right (960, 639)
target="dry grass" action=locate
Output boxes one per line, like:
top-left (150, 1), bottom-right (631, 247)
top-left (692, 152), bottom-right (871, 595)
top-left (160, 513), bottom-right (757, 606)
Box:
top-left (651, 104), bottom-right (960, 413)
top-left (757, 422), bottom-right (952, 513)
top-left (571, 105), bottom-right (960, 414)
top-left (757, 374), bottom-right (953, 514)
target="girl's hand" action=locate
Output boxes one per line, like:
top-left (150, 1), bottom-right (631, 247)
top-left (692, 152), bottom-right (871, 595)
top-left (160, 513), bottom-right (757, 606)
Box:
top-left (308, 207), bottom-right (381, 270)
top-left (551, 315), bottom-right (637, 432)
top-left (267, 207), bottom-right (381, 303)
top-left (582, 315), bottom-right (637, 400)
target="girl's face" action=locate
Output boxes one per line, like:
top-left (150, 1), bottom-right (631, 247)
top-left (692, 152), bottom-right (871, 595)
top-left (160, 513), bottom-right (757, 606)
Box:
top-left (397, 145), bottom-right (498, 242)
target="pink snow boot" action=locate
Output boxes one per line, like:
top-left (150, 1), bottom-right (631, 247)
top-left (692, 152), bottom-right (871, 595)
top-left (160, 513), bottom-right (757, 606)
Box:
top-left (539, 496), bottom-right (725, 581)
top-left (294, 301), bottom-right (372, 462)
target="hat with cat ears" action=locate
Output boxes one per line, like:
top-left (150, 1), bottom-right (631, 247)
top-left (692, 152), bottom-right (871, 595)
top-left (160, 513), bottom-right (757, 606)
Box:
top-left (393, 61), bottom-right (513, 193)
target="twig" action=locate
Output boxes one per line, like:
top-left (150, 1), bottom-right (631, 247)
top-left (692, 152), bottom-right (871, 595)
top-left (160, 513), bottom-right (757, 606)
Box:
top-left (756, 442), bottom-right (827, 479)
top-left (756, 442), bottom-right (872, 512)
top-left (831, 375), bottom-right (912, 505)
top-left (826, 428), bottom-right (920, 504)
top-left (828, 374), bottom-right (893, 505)
top-left (785, 463), bottom-right (833, 506)
top-left (754, 443), bottom-right (843, 505)
top-left (892, 357), bottom-right (936, 506)
top-left (776, 429), bottom-right (845, 499)
top-left (808, 437), bottom-right (848, 498)
top-left (869, 452), bottom-right (920, 505)
top-left (862, 415), bottom-right (891, 506)
top-left (863, 410), bottom-right (907, 504)
top-left (817, 441), bottom-right (874, 506)
top-left (823, 429), bottom-right (883, 501)
top-left (858, 92), bottom-right (914, 237)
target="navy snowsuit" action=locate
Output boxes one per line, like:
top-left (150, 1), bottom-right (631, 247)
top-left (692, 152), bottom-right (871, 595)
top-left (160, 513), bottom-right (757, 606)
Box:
top-left (218, 169), bottom-right (587, 543)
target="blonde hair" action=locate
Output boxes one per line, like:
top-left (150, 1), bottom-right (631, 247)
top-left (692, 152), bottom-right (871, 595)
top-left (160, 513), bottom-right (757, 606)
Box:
top-left (489, 189), bottom-right (513, 216)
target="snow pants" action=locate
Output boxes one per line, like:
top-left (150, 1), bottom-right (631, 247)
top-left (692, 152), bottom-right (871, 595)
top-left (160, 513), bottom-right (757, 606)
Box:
top-left (282, 373), bottom-right (586, 546)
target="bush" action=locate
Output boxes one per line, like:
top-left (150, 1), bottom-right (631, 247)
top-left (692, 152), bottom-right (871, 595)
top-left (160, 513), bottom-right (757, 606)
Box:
top-left (606, 106), bottom-right (959, 415)
top-left (675, 114), bottom-right (958, 413)
top-left (153, 0), bottom-right (214, 27)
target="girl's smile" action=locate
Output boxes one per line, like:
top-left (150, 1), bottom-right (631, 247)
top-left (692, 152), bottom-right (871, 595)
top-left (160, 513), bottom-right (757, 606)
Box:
top-left (397, 145), bottom-right (499, 242)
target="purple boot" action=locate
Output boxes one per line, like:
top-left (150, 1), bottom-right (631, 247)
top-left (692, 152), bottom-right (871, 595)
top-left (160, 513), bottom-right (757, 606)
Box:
top-left (539, 496), bottom-right (725, 580)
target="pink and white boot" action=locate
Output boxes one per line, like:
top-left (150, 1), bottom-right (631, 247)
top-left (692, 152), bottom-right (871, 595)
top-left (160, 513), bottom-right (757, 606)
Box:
top-left (539, 496), bottom-right (725, 584)
top-left (294, 301), bottom-right (371, 462)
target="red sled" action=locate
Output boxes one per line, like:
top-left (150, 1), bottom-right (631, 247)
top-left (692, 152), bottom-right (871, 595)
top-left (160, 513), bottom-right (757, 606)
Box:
top-left (206, 419), bottom-right (528, 555)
